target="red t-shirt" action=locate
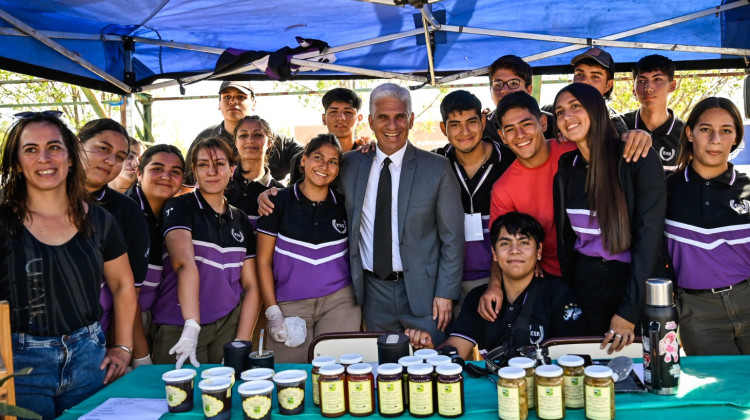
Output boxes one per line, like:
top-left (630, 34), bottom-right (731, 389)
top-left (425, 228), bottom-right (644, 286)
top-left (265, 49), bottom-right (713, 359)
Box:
top-left (489, 140), bottom-right (576, 276)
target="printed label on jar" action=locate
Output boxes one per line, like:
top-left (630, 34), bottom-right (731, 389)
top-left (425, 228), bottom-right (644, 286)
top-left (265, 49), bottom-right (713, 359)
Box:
top-left (202, 394), bottom-right (224, 417)
top-left (166, 385), bottom-right (188, 407)
top-left (408, 381), bottom-right (434, 415)
top-left (497, 386), bottom-right (522, 420)
top-left (320, 380), bottom-right (346, 414)
top-left (526, 377), bottom-right (535, 409)
top-left (242, 395), bottom-right (272, 419)
top-left (278, 387), bottom-right (305, 410)
top-left (564, 375), bottom-right (584, 408)
top-left (437, 383), bottom-right (462, 416)
top-left (348, 380), bottom-right (373, 414)
top-left (312, 373), bottom-right (321, 405)
top-left (585, 385), bottom-right (613, 420)
top-left (536, 384), bottom-right (563, 419)
top-left (378, 380), bottom-right (404, 414)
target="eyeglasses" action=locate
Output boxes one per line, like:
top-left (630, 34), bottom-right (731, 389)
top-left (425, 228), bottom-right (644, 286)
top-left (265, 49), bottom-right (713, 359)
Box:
top-left (13, 110), bottom-right (64, 120)
top-left (491, 79), bottom-right (523, 91)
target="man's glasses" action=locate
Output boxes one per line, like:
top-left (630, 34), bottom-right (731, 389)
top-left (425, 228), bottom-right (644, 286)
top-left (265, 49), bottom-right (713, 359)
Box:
top-left (14, 110), bottom-right (64, 120)
top-left (491, 79), bottom-right (522, 91)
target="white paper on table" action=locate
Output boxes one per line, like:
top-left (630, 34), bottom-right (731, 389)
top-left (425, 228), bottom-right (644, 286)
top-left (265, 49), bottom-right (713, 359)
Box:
top-left (78, 398), bottom-right (168, 420)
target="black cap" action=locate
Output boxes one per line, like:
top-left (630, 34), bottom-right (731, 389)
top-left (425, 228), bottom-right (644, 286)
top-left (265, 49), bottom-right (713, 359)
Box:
top-left (571, 47), bottom-right (614, 70)
top-left (219, 81), bottom-right (255, 97)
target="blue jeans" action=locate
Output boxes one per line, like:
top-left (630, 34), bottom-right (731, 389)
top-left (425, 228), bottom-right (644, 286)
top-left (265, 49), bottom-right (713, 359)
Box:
top-left (13, 323), bottom-right (107, 420)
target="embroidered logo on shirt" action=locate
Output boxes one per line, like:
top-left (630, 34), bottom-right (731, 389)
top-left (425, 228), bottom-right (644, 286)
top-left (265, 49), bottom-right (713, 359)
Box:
top-left (659, 147), bottom-right (675, 162)
top-left (528, 325), bottom-right (544, 345)
top-left (730, 199), bottom-right (750, 215)
top-left (332, 219), bottom-right (347, 234)
top-left (165, 207), bottom-right (173, 217)
top-left (231, 228), bottom-right (245, 243)
top-left (563, 303), bottom-right (582, 321)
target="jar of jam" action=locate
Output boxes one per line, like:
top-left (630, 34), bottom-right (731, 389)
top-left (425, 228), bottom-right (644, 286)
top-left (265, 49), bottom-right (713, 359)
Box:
top-left (535, 364), bottom-right (565, 420)
top-left (398, 355), bottom-right (422, 407)
top-left (319, 364), bottom-right (347, 417)
top-left (347, 363), bottom-right (375, 416)
top-left (413, 348), bottom-right (438, 361)
top-left (435, 363), bottom-right (464, 418)
top-left (584, 365), bottom-right (615, 420)
top-left (558, 355), bottom-right (585, 409)
top-left (339, 353), bottom-right (363, 368)
top-left (497, 366), bottom-right (528, 420)
top-left (407, 363), bottom-right (434, 417)
top-left (273, 369), bottom-right (307, 415)
top-left (508, 357), bottom-right (536, 410)
top-left (377, 363), bottom-right (405, 417)
top-left (312, 356), bottom-right (337, 406)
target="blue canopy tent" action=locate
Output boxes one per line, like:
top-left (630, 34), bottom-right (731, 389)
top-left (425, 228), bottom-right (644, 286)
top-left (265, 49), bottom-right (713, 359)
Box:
top-left (0, 0), bottom-right (748, 94)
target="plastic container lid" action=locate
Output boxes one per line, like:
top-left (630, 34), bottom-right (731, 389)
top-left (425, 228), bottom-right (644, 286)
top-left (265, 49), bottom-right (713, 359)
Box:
top-left (414, 349), bottom-right (439, 359)
top-left (426, 355), bottom-right (452, 367)
top-left (507, 357), bottom-right (535, 369)
top-left (339, 353), bottom-right (363, 365)
top-left (198, 376), bottom-right (232, 391)
top-left (319, 364), bottom-right (345, 376)
top-left (347, 363), bottom-right (373, 375)
top-left (584, 365), bottom-right (614, 379)
top-left (241, 368), bottom-right (275, 381)
top-left (272, 369), bottom-right (308, 384)
top-left (557, 355), bottom-right (585, 367)
top-left (535, 365), bottom-right (563, 378)
top-left (498, 366), bottom-right (526, 380)
top-left (162, 369), bottom-right (197, 383)
top-left (435, 363), bottom-right (462, 376)
top-left (201, 366), bottom-right (235, 378)
top-left (407, 363), bottom-right (434, 376)
top-left (398, 355), bottom-right (423, 367)
top-left (312, 355), bottom-right (337, 367)
top-left (238, 380), bottom-right (274, 395)
top-left (377, 363), bottom-right (403, 376)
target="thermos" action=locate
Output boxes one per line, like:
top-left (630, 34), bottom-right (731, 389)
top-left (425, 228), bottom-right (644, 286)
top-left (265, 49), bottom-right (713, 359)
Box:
top-left (641, 278), bottom-right (680, 395)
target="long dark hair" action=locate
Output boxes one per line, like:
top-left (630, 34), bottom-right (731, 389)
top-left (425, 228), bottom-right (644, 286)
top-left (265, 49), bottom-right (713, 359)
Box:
top-left (138, 144), bottom-right (185, 174)
top-left (233, 115), bottom-right (275, 168)
top-left (0, 114), bottom-right (92, 236)
top-left (675, 97), bottom-right (744, 171)
top-left (554, 83), bottom-right (630, 253)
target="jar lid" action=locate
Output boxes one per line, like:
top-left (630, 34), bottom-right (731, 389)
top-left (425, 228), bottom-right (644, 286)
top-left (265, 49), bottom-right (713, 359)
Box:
top-left (377, 363), bottom-right (403, 376)
top-left (162, 368), bottom-right (197, 383)
top-left (272, 369), bottom-right (308, 384)
top-left (198, 377), bottom-right (232, 391)
top-left (584, 365), bottom-right (614, 379)
top-left (311, 355), bottom-right (337, 367)
top-left (435, 363), bottom-right (462, 376)
top-left (347, 363), bottom-right (373, 375)
top-left (238, 379), bottom-right (274, 395)
top-left (398, 355), bottom-right (423, 366)
top-left (498, 366), bottom-right (526, 380)
top-left (557, 355), bottom-right (584, 367)
top-left (507, 357), bottom-right (535, 369)
top-left (407, 363), bottom-right (434, 376)
top-left (426, 355), bottom-right (452, 366)
top-left (339, 353), bottom-right (363, 364)
top-left (535, 364), bottom-right (563, 378)
top-left (319, 364), bottom-right (345, 376)
top-left (241, 368), bottom-right (275, 381)
top-left (201, 366), bottom-right (235, 378)
top-left (414, 349), bottom-right (438, 359)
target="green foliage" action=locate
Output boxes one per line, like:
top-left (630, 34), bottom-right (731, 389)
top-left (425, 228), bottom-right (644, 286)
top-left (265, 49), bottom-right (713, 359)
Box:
top-left (0, 367), bottom-right (42, 419)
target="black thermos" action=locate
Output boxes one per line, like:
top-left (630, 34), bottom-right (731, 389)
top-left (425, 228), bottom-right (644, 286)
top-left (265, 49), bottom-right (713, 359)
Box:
top-left (641, 278), bottom-right (680, 395)
top-left (377, 332), bottom-right (410, 364)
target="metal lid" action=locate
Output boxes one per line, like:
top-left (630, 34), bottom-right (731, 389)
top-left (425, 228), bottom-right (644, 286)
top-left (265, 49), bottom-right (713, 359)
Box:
top-left (557, 355), bottom-right (584, 367)
top-left (646, 278), bottom-right (674, 306)
top-left (426, 355), bottom-right (451, 366)
top-left (347, 363), bottom-right (373, 375)
top-left (435, 363), bottom-right (462, 376)
top-left (377, 363), bottom-right (403, 376)
top-left (535, 365), bottom-right (563, 378)
top-left (498, 366), bottom-right (526, 380)
top-left (507, 357), bottom-right (535, 369)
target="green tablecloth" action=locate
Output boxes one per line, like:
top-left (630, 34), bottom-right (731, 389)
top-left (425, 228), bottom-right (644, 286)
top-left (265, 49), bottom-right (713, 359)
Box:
top-left (58, 356), bottom-right (750, 419)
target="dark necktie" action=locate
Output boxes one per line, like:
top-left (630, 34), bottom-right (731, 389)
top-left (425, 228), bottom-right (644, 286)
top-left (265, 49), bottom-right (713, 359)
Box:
top-left (373, 157), bottom-right (392, 279)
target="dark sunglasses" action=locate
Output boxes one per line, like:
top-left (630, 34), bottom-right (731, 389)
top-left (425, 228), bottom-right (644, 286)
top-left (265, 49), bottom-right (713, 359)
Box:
top-left (13, 110), bottom-right (64, 120)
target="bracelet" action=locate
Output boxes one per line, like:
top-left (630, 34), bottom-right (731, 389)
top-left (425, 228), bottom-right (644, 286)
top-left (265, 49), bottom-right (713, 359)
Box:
top-left (112, 344), bottom-right (133, 357)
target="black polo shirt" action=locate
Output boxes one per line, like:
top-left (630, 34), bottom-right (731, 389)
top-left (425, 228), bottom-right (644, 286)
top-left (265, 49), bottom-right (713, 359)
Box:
top-left (225, 167), bottom-right (284, 231)
top-left (449, 278), bottom-right (585, 351)
top-left (622, 109), bottom-right (685, 168)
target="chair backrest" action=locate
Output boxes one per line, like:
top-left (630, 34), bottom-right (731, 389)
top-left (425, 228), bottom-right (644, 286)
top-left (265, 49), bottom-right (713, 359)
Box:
top-left (542, 336), bottom-right (643, 361)
top-left (307, 332), bottom-right (389, 363)
top-left (0, 301), bottom-right (16, 412)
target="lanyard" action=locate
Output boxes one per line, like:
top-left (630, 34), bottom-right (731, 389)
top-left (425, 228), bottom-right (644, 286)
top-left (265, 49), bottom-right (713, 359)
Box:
top-left (454, 161), bottom-right (493, 214)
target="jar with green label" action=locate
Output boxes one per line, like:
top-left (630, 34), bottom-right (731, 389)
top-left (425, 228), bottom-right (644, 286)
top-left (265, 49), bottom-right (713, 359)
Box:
top-left (312, 356), bottom-right (337, 406)
top-left (339, 353), bottom-right (363, 368)
top-left (319, 364), bottom-right (347, 417)
top-left (584, 365), bottom-right (615, 420)
top-left (347, 363), bottom-right (375, 417)
top-left (238, 380), bottom-right (274, 420)
top-left (273, 369), bottom-right (307, 415)
top-left (558, 355), bottom-right (585, 409)
top-left (407, 363), bottom-right (434, 418)
top-left (497, 366), bottom-right (528, 420)
top-left (436, 363), bottom-right (464, 418)
top-left (377, 363), bottom-right (405, 417)
top-left (535, 364), bottom-right (565, 420)
top-left (398, 355), bottom-right (422, 407)
top-left (508, 357), bottom-right (536, 410)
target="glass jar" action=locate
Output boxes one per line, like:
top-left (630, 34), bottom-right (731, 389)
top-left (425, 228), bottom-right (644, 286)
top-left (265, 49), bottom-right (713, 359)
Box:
top-left (312, 356), bottom-right (337, 406)
top-left (497, 366), bottom-right (528, 420)
top-left (407, 363), bottom-right (434, 418)
top-left (435, 363), bottom-right (464, 418)
top-left (377, 363), bottom-right (405, 417)
top-left (558, 355), bottom-right (585, 409)
top-left (508, 357), bottom-right (536, 410)
top-left (339, 353), bottom-right (363, 368)
top-left (347, 363), bottom-right (375, 417)
top-left (535, 364), bottom-right (565, 420)
top-left (398, 355), bottom-right (422, 407)
top-left (319, 364), bottom-right (347, 417)
top-left (584, 365), bottom-right (615, 420)
top-left (413, 348), bottom-right (438, 361)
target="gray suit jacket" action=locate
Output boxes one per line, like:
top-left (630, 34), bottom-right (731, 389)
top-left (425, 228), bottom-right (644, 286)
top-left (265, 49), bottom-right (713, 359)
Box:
top-left (340, 142), bottom-right (464, 317)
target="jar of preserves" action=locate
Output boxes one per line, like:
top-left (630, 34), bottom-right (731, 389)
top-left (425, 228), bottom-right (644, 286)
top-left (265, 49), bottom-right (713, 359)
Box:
top-left (558, 355), bottom-right (585, 409)
top-left (398, 355), bottom-right (422, 407)
top-left (413, 348), bottom-right (438, 361)
top-left (508, 357), bottom-right (536, 410)
top-left (339, 353), bottom-right (363, 368)
top-left (535, 364), bottom-right (565, 420)
top-left (312, 356), bottom-right (337, 406)
top-left (377, 363), bottom-right (405, 417)
top-left (435, 363), bottom-right (464, 418)
top-left (584, 365), bottom-right (615, 420)
top-left (497, 366), bottom-right (528, 420)
top-left (319, 364), bottom-right (347, 417)
top-left (347, 363), bottom-right (375, 417)
top-left (407, 363), bottom-right (434, 418)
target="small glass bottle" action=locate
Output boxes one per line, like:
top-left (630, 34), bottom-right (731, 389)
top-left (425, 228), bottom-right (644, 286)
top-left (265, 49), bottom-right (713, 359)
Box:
top-left (497, 366), bottom-right (528, 420)
top-left (435, 363), bottom-right (464, 418)
top-left (347, 363), bottom-right (375, 417)
top-left (398, 355), bottom-right (422, 408)
top-left (312, 356), bottom-right (337, 406)
top-left (339, 353), bottom-right (363, 368)
top-left (377, 363), bottom-right (405, 417)
top-left (535, 364), bottom-right (565, 420)
top-left (407, 363), bottom-right (434, 418)
top-left (319, 363), bottom-right (347, 417)
top-left (558, 355), bottom-right (585, 409)
top-left (584, 365), bottom-right (615, 420)
top-left (508, 357), bottom-right (536, 410)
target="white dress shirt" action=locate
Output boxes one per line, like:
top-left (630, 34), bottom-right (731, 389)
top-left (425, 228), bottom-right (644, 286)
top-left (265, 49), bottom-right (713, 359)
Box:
top-left (359, 143), bottom-right (408, 272)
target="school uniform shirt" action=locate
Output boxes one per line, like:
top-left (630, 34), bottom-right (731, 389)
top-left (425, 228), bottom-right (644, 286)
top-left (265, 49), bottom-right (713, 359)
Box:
top-left (256, 183), bottom-right (351, 302)
top-left (125, 185), bottom-right (165, 312)
top-left (152, 189), bottom-right (255, 325)
top-left (665, 164), bottom-right (750, 290)
top-left (622, 109), bottom-right (685, 168)
top-left (225, 167), bottom-right (284, 231)
top-left (433, 139), bottom-right (514, 280)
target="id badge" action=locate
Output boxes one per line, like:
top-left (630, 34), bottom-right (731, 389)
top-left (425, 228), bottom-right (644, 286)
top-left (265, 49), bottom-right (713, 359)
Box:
top-left (464, 213), bottom-right (484, 242)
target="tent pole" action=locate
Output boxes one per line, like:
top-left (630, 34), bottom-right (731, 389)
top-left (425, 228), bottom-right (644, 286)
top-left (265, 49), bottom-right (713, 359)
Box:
top-left (0, 7), bottom-right (132, 93)
top-left (289, 58), bottom-right (428, 82)
top-left (421, 17), bottom-right (436, 86)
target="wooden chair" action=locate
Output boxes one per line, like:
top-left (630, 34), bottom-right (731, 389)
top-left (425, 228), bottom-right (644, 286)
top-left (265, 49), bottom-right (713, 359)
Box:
top-left (541, 336), bottom-right (643, 361)
top-left (0, 300), bottom-right (16, 420)
top-left (307, 331), bottom-right (391, 363)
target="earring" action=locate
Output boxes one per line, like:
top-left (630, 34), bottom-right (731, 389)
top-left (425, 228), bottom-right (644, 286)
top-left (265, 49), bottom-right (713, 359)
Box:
top-left (537, 255), bottom-right (541, 260)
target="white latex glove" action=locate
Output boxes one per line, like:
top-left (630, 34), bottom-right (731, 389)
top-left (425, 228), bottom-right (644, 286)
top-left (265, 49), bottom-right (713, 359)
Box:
top-left (284, 316), bottom-right (308, 348)
top-left (131, 354), bottom-right (153, 368)
top-left (169, 319), bottom-right (201, 369)
top-left (265, 305), bottom-right (289, 343)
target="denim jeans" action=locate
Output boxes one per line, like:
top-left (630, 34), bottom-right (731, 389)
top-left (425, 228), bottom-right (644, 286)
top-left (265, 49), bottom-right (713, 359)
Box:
top-left (13, 322), bottom-right (107, 420)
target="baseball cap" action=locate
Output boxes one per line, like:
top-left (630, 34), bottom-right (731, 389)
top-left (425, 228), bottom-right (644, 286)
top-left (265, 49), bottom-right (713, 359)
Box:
top-left (571, 47), bottom-right (614, 71)
top-left (219, 81), bottom-right (255, 97)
